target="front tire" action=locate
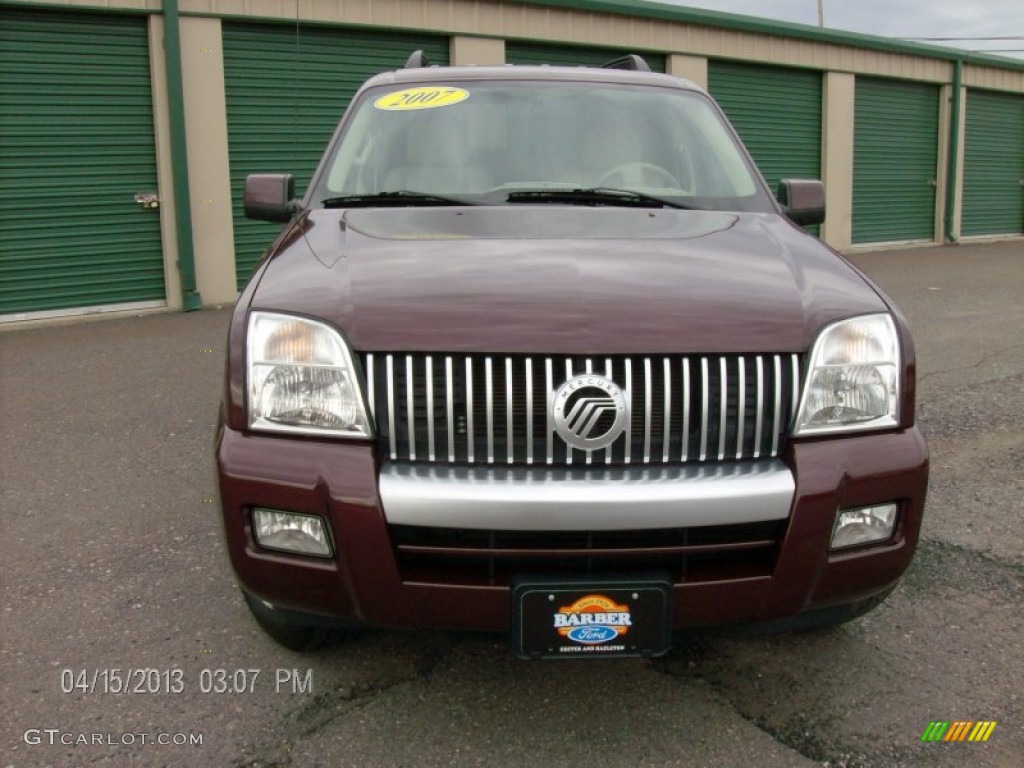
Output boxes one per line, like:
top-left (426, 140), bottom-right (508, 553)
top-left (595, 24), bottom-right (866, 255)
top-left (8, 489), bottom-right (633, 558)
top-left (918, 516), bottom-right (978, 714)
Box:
top-left (242, 591), bottom-right (338, 651)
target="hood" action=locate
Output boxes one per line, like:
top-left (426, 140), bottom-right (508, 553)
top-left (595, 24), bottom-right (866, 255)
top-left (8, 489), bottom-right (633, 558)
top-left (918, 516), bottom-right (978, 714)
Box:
top-left (251, 206), bottom-right (888, 354)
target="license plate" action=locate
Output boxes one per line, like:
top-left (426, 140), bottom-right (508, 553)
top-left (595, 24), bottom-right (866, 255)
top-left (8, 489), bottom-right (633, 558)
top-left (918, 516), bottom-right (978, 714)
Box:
top-left (512, 578), bottom-right (672, 660)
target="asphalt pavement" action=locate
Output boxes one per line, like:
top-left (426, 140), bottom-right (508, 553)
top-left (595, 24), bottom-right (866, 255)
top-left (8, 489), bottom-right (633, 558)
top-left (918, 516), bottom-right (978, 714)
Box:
top-left (1, 239), bottom-right (1021, 767)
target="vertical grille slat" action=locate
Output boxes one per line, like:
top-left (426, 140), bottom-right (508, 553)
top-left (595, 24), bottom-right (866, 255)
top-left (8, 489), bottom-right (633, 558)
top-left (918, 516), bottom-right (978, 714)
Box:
top-left (545, 358), bottom-right (554, 465)
top-left (736, 356), bottom-right (746, 461)
top-left (445, 356), bottom-right (455, 463)
top-left (366, 354), bottom-right (376, 421)
top-left (772, 355), bottom-right (783, 458)
top-left (700, 357), bottom-right (710, 462)
top-left (790, 354), bottom-right (801, 420)
top-left (643, 357), bottom-right (652, 464)
top-left (466, 357), bottom-right (475, 463)
top-left (605, 358), bottom-right (614, 465)
top-left (526, 358), bottom-right (534, 465)
top-left (505, 357), bottom-right (514, 465)
top-left (754, 356), bottom-right (764, 460)
top-left (624, 358), bottom-right (633, 464)
top-left (681, 357), bottom-right (691, 463)
top-left (363, 352), bottom-right (800, 467)
top-left (425, 356), bottom-right (435, 461)
top-left (662, 359), bottom-right (672, 463)
top-left (485, 356), bottom-right (494, 465)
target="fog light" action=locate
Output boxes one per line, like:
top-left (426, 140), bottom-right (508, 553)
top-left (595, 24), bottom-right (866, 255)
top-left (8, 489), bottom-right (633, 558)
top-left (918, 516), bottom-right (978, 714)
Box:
top-left (830, 503), bottom-right (898, 550)
top-left (252, 508), bottom-right (332, 557)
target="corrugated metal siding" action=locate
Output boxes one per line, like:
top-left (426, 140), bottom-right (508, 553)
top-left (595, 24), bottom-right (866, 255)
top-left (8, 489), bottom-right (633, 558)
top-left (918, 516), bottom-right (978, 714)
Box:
top-left (708, 60), bottom-right (822, 233)
top-left (505, 41), bottom-right (666, 72)
top-left (853, 77), bottom-right (939, 244)
top-left (222, 23), bottom-right (450, 288)
top-left (962, 89), bottom-right (1024, 236)
top-left (0, 9), bottom-right (165, 316)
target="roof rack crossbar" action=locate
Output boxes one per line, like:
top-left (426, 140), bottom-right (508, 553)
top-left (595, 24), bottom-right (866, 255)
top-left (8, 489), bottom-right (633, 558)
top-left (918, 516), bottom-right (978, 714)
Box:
top-left (404, 50), bottom-right (431, 69)
top-left (602, 54), bottom-right (652, 72)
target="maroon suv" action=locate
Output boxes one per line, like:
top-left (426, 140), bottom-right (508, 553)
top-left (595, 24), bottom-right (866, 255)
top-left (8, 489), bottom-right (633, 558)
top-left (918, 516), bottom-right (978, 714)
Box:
top-left (216, 53), bottom-right (928, 657)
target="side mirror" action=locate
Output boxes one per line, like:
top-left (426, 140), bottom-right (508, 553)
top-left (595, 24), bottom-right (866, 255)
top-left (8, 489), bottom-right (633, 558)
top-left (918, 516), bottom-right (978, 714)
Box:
top-left (777, 179), bottom-right (825, 226)
top-left (244, 174), bottom-right (296, 222)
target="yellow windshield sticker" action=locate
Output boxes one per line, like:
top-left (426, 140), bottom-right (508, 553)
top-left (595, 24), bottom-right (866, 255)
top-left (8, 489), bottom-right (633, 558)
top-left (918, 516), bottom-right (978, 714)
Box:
top-left (374, 86), bottom-right (469, 111)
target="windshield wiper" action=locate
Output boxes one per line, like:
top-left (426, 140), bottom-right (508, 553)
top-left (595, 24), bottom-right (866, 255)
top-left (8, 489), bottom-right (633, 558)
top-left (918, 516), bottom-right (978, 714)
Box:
top-left (321, 191), bottom-right (478, 208)
top-left (506, 187), bottom-right (699, 210)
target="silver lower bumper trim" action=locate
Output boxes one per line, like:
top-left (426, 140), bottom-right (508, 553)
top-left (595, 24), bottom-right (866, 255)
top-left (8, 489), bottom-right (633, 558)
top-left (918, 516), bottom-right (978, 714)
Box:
top-left (378, 460), bottom-right (794, 531)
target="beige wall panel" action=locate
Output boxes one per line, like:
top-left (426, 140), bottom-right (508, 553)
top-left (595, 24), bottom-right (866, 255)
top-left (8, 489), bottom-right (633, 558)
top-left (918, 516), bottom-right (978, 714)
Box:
top-left (935, 84), bottom-right (952, 242)
top-left (148, 16), bottom-right (183, 310)
top-left (14, 0), bottom-right (161, 10)
top-left (451, 35), bottom-right (504, 65)
top-left (667, 54), bottom-right (707, 89)
top-left (179, 16), bottom-right (238, 305)
top-left (178, 1), bottom-right (1018, 87)
top-left (964, 66), bottom-right (1024, 93)
top-left (951, 85), bottom-right (967, 239)
top-left (16, 0), bottom-right (1024, 91)
top-left (820, 72), bottom-right (855, 250)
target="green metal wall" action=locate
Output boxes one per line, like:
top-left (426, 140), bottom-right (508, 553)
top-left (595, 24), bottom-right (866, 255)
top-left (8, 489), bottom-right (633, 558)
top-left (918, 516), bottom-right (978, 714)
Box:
top-left (708, 60), bottom-right (822, 232)
top-left (0, 9), bottom-right (165, 316)
top-left (853, 77), bottom-right (939, 244)
top-left (505, 41), bottom-right (666, 72)
top-left (222, 23), bottom-right (450, 288)
top-left (962, 89), bottom-right (1024, 236)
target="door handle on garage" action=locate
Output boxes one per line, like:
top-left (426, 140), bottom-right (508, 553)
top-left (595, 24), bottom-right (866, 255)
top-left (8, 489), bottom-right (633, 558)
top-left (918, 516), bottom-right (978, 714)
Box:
top-left (134, 192), bottom-right (160, 209)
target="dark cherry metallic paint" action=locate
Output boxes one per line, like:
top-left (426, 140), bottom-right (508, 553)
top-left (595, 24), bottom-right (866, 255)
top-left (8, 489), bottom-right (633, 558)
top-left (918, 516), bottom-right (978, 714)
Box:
top-left (217, 425), bottom-right (927, 631)
top-left (217, 67), bottom-right (928, 640)
top-left (218, 205), bottom-right (927, 633)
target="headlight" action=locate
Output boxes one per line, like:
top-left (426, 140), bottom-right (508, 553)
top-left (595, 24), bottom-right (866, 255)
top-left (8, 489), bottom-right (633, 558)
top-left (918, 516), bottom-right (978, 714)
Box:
top-left (247, 312), bottom-right (372, 437)
top-left (793, 314), bottom-right (900, 436)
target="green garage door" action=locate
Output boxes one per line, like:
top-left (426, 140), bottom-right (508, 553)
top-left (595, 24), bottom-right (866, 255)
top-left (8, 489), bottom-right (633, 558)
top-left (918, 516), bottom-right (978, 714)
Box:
top-left (223, 23), bottom-right (449, 287)
top-left (962, 89), bottom-right (1024, 236)
top-left (0, 9), bottom-right (165, 317)
top-left (708, 61), bottom-right (822, 231)
top-left (853, 77), bottom-right (939, 244)
top-left (708, 61), bottom-right (822, 192)
top-left (506, 42), bottom-right (665, 72)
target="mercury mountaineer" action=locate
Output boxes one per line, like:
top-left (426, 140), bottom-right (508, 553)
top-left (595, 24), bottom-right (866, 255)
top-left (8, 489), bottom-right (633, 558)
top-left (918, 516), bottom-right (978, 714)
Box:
top-left (216, 52), bottom-right (929, 658)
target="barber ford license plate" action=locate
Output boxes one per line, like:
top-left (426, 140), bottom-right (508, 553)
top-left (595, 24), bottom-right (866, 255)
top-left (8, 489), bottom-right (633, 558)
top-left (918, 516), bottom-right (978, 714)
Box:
top-left (512, 579), bottom-right (671, 660)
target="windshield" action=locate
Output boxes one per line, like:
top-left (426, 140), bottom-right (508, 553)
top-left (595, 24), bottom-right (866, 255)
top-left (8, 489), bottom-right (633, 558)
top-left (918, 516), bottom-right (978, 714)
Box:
top-left (314, 80), bottom-right (773, 212)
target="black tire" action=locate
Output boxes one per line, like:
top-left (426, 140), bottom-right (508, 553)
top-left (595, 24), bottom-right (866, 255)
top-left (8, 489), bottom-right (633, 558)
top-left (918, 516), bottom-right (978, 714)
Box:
top-left (785, 586), bottom-right (897, 633)
top-left (241, 591), bottom-right (337, 652)
top-left (715, 584), bottom-right (898, 638)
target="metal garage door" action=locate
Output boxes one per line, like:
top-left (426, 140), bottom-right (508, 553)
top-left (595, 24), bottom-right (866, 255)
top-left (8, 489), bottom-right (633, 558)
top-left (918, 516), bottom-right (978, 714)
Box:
top-left (962, 89), bottom-right (1024, 237)
top-left (506, 42), bottom-right (666, 72)
top-left (708, 60), bottom-right (822, 232)
top-left (222, 23), bottom-right (449, 288)
top-left (0, 9), bottom-right (165, 318)
top-left (853, 77), bottom-right (939, 244)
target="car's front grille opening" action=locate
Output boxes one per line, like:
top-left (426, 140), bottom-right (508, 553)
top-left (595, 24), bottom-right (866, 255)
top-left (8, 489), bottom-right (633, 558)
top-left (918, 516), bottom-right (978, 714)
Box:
top-left (361, 352), bottom-right (801, 467)
top-left (389, 521), bottom-right (786, 588)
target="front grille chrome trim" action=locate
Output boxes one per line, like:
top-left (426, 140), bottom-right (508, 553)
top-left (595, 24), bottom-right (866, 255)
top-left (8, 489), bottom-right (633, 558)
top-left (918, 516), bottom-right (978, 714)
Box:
top-left (379, 460), bottom-right (795, 531)
top-left (363, 352), bottom-right (801, 468)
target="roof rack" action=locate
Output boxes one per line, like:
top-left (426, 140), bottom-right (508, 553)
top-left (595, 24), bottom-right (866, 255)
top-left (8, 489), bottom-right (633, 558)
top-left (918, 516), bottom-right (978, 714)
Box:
top-left (601, 54), bottom-right (652, 72)
top-left (404, 50), bottom-right (431, 69)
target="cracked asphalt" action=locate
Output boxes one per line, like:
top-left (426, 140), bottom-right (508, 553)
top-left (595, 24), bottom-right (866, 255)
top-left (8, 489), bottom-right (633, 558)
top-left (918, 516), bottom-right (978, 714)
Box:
top-left (1, 239), bottom-right (1021, 767)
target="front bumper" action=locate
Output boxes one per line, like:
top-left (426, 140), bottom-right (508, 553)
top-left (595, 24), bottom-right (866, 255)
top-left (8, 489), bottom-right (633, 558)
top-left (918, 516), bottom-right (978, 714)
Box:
top-left (216, 424), bottom-right (928, 631)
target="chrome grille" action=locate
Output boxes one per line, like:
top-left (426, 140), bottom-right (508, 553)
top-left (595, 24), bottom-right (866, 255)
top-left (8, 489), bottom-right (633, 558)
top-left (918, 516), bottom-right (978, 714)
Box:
top-left (362, 353), bottom-right (801, 466)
